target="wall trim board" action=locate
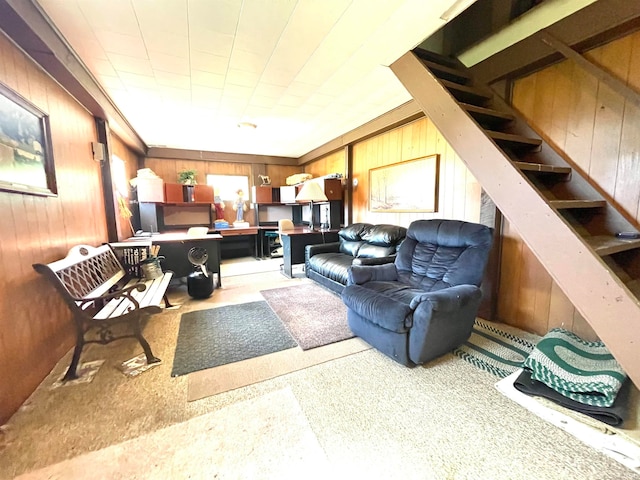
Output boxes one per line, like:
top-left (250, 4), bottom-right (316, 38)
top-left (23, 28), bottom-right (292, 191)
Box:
top-left (146, 148), bottom-right (298, 166)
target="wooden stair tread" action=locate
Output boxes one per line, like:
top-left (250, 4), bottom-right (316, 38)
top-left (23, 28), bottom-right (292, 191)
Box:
top-left (585, 235), bottom-right (640, 256)
top-left (462, 103), bottom-right (514, 124)
top-left (487, 130), bottom-right (541, 147)
top-left (440, 79), bottom-right (492, 102)
top-left (421, 59), bottom-right (471, 83)
top-left (413, 48), bottom-right (459, 68)
top-left (550, 199), bottom-right (607, 209)
top-left (514, 161), bottom-right (572, 174)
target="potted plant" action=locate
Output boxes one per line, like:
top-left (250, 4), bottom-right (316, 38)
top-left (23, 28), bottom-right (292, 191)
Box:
top-left (178, 169), bottom-right (197, 185)
top-left (178, 169), bottom-right (197, 202)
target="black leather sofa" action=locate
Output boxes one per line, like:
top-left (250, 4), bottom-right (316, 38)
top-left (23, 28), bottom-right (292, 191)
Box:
top-left (305, 223), bottom-right (407, 294)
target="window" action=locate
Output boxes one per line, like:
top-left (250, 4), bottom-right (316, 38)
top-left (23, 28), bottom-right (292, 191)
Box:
top-left (206, 174), bottom-right (250, 202)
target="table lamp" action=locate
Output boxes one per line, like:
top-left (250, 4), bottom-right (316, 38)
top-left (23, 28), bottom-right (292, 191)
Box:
top-left (295, 181), bottom-right (328, 230)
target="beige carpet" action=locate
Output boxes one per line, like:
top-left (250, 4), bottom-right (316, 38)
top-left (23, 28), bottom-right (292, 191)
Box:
top-left (14, 388), bottom-right (330, 480)
top-left (188, 337), bottom-right (370, 401)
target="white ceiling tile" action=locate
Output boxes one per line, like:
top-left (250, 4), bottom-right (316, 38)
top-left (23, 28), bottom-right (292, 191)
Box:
top-left (190, 28), bottom-right (234, 57)
top-left (94, 30), bottom-right (148, 58)
top-left (148, 52), bottom-right (190, 75)
top-left (154, 71), bottom-right (191, 89)
top-left (187, 0), bottom-right (242, 34)
top-left (35, 0), bottom-right (470, 157)
top-left (191, 70), bottom-right (225, 89)
top-left (190, 51), bottom-right (229, 74)
top-left (226, 69), bottom-right (259, 88)
top-left (107, 53), bottom-right (154, 76)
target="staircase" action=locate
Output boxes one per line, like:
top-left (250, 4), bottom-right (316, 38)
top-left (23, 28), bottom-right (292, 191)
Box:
top-left (390, 49), bottom-right (640, 387)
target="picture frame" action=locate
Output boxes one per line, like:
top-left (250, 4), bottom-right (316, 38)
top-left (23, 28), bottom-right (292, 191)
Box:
top-left (369, 154), bottom-right (440, 212)
top-left (0, 81), bottom-right (57, 196)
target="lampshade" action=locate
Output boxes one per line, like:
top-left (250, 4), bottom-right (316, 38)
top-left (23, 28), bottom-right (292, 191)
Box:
top-left (295, 181), bottom-right (328, 203)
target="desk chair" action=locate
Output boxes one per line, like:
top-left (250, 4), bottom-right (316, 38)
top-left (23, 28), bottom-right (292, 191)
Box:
top-left (272, 218), bottom-right (294, 259)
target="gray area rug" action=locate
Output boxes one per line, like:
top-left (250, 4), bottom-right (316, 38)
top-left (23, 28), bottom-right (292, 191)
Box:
top-left (260, 283), bottom-right (353, 350)
top-left (171, 301), bottom-right (297, 376)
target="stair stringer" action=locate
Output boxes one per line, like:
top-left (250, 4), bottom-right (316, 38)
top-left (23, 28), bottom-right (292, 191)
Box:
top-left (390, 51), bottom-right (640, 387)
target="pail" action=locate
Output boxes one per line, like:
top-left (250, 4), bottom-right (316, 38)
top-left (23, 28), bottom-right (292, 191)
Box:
top-left (140, 256), bottom-right (163, 280)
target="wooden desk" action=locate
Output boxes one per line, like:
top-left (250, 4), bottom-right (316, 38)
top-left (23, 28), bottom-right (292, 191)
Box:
top-left (214, 227), bottom-right (260, 259)
top-left (132, 232), bottom-right (223, 287)
top-left (280, 228), bottom-right (340, 278)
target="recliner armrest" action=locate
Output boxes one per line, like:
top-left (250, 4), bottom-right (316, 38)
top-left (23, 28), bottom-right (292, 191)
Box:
top-left (348, 263), bottom-right (398, 285)
top-left (352, 255), bottom-right (396, 266)
top-left (305, 242), bottom-right (340, 258)
top-left (409, 284), bottom-right (481, 312)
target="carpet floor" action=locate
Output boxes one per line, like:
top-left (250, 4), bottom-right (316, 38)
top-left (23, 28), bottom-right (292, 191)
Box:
top-left (261, 283), bottom-right (353, 350)
top-left (171, 301), bottom-right (297, 376)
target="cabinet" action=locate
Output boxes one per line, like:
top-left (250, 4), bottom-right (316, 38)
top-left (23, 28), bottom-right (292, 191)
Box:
top-left (165, 183), bottom-right (214, 203)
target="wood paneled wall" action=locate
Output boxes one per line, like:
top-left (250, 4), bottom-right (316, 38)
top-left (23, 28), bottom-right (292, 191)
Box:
top-left (110, 133), bottom-right (140, 240)
top-left (0, 32), bottom-right (107, 424)
top-left (351, 117), bottom-right (481, 227)
top-left (304, 149), bottom-right (346, 178)
top-left (497, 30), bottom-right (640, 338)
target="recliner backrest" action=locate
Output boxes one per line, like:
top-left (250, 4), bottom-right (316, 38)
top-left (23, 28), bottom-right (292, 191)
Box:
top-left (395, 219), bottom-right (492, 291)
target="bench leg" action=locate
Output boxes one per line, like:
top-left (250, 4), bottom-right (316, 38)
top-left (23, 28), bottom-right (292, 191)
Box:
top-left (132, 318), bottom-right (160, 365)
top-left (63, 326), bottom-right (85, 381)
top-left (163, 293), bottom-right (174, 308)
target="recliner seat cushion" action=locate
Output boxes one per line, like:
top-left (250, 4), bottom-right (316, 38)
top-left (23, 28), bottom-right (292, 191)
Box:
top-left (342, 281), bottom-right (425, 333)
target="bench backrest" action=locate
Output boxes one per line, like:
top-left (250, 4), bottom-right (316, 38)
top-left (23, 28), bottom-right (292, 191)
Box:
top-left (34, 244), bottom-right (126, 303)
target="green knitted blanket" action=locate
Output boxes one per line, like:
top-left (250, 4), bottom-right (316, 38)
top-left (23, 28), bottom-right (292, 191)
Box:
top-left (523, 328), bottom-right (627, 407)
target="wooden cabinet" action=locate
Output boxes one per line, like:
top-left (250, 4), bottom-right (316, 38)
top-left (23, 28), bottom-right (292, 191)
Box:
top-left (164, 183), bottom-right (214, 204)
top-left (252, 186), bottom-right (280, 203)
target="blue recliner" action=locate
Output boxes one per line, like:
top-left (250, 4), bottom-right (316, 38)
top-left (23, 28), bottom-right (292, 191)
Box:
top-left (341, 219), bottom-right (493, 366)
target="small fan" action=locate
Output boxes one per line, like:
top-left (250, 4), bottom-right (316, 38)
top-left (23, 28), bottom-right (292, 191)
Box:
top-left (187, 247), bottom-right (209, 277)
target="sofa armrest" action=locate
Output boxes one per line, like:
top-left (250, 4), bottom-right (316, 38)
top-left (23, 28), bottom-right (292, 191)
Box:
top-left (409, 284), bottom-right (481, 312)
top-left (348, 263), bottom-right (398, 285)
top-left (305, 242), bottom-right (340, 259)
top-left (353, 255), bottom-right (396, 266)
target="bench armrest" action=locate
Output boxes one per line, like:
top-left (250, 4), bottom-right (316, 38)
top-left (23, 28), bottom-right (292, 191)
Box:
top-left (77, 282), bottom-right (147, 310)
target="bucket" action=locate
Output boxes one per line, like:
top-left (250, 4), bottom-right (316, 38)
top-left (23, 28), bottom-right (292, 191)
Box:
top-left (140, 256), bottom-right (163, 280)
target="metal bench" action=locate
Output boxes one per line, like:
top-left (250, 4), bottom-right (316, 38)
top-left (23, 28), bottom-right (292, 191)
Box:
top-left (33, 244), bottom-right (173, 381)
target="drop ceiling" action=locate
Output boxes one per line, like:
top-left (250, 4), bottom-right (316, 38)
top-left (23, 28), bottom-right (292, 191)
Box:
top-left (35, 0), bottom-right (477, 158)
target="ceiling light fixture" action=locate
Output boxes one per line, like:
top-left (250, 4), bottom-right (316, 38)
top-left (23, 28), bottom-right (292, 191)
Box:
top-left (237, 121), bottom-right (257, 129)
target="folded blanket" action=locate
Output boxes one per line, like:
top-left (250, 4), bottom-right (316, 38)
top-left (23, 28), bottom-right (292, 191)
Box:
top-left (523, 328), bottom-right (627, 407)
top-left (513, 368), bottom-right (631, 426)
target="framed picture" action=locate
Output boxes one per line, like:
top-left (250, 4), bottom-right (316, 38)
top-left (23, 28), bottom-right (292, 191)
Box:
top-left (369, 154), bottom-right (440, 212)
top-left (0, 81), bottom-right (57, 196)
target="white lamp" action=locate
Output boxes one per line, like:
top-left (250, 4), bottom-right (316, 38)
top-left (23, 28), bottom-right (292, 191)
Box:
top-left (295, 181), bottom-right (328, 230)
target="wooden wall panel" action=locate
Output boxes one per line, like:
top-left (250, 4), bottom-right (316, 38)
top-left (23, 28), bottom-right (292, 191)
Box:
top-left (265, 164), bottom-right (303, 188)
top-left (0, 32), bottom-right (105, 424)
top-left (499, 30), bottom-right (640, 337)
top-left (350, 117), bottom-right (482, 228)
top-left (303, 149), bottom-right (345, 178)
top-left (110, 133), bottom-right (140, 240)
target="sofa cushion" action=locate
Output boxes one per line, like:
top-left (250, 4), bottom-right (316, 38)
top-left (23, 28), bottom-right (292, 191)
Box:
top-left (338, 223), bottom-right (373, 241)
top-left (361, 224), bottom-right (407, 247)
top-left (307, 252), bottom-right (354, 285)
top-left (340, 240), bottom-right (365, 257)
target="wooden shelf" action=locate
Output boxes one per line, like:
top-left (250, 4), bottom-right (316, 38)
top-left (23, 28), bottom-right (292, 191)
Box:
top-left (584, 235), bottom-right (640, 256)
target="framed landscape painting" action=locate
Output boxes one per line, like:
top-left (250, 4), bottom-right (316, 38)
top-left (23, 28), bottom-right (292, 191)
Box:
top-left (369, 154), bottom-right (439, 212)
top-left (0, 81), bottom-right (57, 196)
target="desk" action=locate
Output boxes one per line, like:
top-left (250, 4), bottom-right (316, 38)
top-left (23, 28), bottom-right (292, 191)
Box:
top-left (134, 232), bottom-right (223, 287)
top-left (280, 228), bottom-right (340, 278)
top-left (214, 227), bottom-right (260, 259)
